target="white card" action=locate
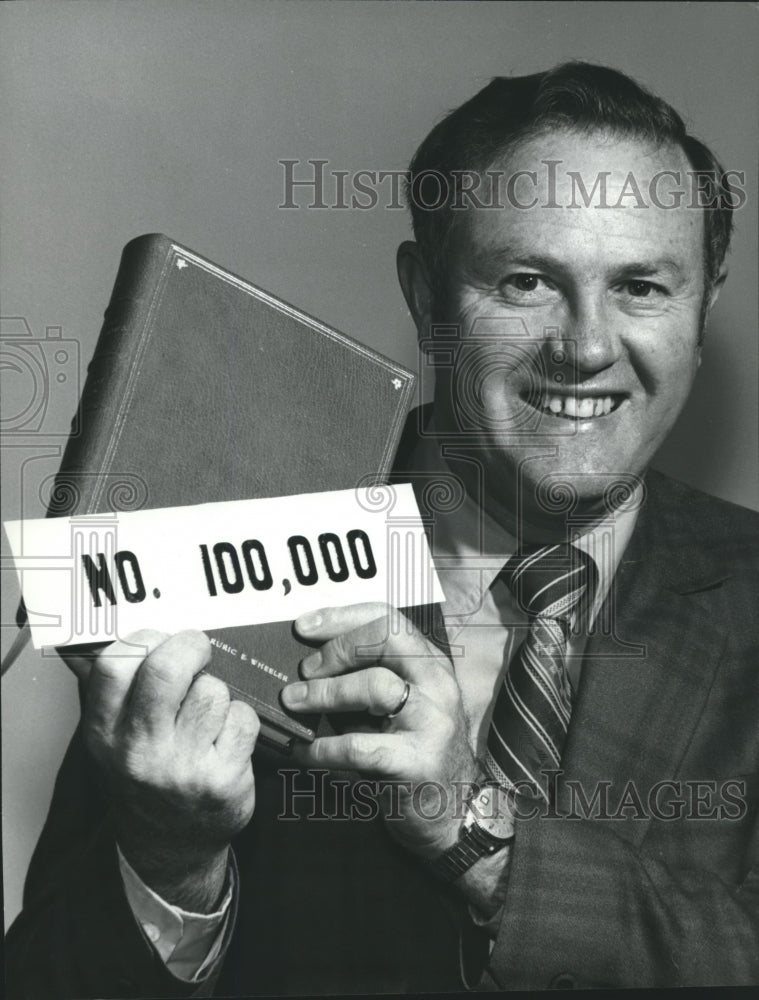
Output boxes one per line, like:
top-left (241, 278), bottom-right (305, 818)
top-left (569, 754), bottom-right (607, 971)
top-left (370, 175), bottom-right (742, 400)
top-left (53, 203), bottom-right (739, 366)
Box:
top-left (4, 484), bottom-right (443, 649)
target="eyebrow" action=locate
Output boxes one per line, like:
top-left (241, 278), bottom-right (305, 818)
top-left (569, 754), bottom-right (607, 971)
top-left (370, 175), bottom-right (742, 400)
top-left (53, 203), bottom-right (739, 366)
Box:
top-left (464, 244), bottom-right (687, 283)
top-left (609, 259), bottom-right (686, 279)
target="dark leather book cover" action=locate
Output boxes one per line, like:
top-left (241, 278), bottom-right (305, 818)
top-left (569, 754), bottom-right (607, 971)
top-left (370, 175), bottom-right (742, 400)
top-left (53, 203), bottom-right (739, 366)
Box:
top-left (48, 233), bottom-right (417, 751)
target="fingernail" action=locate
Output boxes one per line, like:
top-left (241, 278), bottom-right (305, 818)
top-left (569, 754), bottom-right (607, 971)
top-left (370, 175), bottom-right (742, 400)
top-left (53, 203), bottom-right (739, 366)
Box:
top-left (283, 682), bottom-right (307, 706)
top-left (297, 611), bottom-right (323, 633)
top-left (300, 651), bottom-right (322, 677)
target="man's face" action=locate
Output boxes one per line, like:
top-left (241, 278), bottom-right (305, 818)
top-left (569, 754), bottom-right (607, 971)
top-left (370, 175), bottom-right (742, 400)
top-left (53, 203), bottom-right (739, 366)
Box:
top-left (431, 129), bottom-right (709, 531)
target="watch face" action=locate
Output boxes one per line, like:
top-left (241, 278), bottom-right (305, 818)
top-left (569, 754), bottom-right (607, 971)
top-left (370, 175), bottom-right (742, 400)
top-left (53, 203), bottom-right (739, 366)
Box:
top-left (469, 785), bottom-right (515, 841)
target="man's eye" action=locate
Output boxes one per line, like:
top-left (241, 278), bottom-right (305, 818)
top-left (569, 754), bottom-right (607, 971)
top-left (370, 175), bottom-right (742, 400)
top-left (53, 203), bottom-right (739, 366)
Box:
top-left (501, 274), bottom-right (552, 294)
top-left (512, 274), bottom-right (541, 291)
top-left (623, 280), bottom-right (662, 298)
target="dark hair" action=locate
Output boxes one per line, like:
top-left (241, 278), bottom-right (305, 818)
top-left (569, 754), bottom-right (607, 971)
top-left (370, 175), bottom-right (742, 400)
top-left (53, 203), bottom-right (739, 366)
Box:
top-left (407, 62), bottom-right (733, 293)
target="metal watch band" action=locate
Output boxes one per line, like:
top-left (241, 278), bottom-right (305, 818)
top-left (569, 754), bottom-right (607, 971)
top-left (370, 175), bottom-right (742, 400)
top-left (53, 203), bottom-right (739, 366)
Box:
top-left (430, 821), bottom-right (515, 882)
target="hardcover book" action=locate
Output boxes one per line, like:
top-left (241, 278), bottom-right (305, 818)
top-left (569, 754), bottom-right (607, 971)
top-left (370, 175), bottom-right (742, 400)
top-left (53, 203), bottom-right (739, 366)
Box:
top-left (39, 233), bottom-right (416, 751)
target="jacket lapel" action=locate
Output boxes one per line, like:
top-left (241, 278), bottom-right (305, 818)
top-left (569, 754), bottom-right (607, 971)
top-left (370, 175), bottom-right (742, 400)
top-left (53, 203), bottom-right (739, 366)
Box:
top-left (394, 413), bottom-right (732, 847)
top-left (559, 472), bottom-right (729, 847)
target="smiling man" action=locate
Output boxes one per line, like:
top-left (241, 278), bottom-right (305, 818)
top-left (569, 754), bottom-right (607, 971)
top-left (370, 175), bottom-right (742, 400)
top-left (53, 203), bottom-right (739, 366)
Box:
top-left (7, 63), bottom-right (759, 996)
top-left (399, 126), bottom-right (714, 537)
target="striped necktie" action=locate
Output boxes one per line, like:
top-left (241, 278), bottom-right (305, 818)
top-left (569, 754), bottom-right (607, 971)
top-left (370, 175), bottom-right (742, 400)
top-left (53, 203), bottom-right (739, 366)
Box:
top-left (483, 544), bottom-right (598, 803)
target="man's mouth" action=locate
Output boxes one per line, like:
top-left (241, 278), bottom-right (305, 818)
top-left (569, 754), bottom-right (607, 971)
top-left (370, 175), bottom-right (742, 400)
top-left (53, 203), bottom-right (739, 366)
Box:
top-left (522, 391), bottom-right (625, 420)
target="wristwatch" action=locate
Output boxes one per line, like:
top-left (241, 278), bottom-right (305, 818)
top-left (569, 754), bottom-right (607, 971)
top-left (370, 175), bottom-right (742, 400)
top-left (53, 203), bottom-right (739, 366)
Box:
top-left (430, 783), bottom-right (515, 882)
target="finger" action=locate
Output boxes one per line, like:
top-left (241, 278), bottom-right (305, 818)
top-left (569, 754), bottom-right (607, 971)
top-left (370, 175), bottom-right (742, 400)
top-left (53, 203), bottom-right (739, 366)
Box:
top-left (295, 604), bottom-right (392, 640)
top-left (128, 630), bottom-right (212, 737)
top-left (282, 667), bottom-right (410, 718)
top-left (85, 630), bottom-right (168, 739)
top-left (214, 699), bottom-right (260, 763)
top-left (296, 731), bottom-right (404, 777)
top-left (299, 610), bottom-right (439, 685)
top-left (176, 672), bottom-right (231, 744)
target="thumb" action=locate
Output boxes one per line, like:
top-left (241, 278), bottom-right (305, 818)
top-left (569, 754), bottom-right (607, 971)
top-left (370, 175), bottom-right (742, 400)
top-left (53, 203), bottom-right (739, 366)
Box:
top-left (57, 641), bottom-right (110, 684)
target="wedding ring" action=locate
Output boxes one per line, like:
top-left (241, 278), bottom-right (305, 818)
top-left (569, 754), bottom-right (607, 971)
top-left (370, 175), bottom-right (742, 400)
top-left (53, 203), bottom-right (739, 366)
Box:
top-left (385, 680), bottom-right (411, 719)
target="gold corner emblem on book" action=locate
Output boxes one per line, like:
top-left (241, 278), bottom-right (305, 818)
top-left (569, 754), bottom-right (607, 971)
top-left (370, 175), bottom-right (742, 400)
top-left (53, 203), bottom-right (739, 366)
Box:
top-left (176, 258), bottom-right (188, 270)
top-left (391, 378), bottom-right (402, 390)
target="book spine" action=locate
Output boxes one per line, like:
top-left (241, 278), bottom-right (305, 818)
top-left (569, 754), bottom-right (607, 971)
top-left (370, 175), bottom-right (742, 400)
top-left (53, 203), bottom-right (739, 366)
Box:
top-left (53, 234), bottom-right (173, 517)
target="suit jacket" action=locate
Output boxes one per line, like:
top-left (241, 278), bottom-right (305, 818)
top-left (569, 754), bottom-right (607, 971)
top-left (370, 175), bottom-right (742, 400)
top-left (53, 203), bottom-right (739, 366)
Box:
top-left (6, 424), bottom-right (759, 995)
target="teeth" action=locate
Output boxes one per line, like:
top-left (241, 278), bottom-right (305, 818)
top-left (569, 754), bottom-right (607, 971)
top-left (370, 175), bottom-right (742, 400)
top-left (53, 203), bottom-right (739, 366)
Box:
top-left (538, 394), bottom-right (617, 419)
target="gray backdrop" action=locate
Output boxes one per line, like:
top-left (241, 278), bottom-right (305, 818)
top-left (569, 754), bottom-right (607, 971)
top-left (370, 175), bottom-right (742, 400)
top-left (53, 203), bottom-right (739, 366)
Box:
top-left (2, 0), bottom-right (757, 928)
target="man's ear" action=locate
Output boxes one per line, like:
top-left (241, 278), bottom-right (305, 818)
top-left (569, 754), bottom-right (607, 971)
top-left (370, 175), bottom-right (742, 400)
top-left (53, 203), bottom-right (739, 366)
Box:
top-left (698, 263), bottom-right (729, 357)
top-left (707, 263), bottom-right (729, 313)
top-left (397, 241), bottom-right (435, 338)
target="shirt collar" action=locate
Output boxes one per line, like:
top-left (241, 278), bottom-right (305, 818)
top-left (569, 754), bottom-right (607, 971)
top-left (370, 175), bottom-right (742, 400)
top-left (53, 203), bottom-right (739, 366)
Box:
top-left (406, 417), bottom-right (642, 623)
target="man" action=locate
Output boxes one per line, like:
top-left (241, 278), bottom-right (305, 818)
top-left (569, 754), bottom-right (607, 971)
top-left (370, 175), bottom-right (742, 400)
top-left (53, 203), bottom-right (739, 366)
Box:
top-left (6, 62), bottom-right (759, 995)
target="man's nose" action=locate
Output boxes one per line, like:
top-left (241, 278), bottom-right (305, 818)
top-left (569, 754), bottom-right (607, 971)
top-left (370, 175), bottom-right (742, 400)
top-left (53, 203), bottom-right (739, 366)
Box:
top-left (560, 298), bottom-right (624, 375)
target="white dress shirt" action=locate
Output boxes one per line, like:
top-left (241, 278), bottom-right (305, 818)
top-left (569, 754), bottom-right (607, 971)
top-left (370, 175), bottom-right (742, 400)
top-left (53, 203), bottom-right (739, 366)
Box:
top-left (118, 847), bottom-right (232, 982)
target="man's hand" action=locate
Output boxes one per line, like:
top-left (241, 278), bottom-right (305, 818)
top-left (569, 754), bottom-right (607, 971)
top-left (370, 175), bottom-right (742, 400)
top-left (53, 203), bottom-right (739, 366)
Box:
top-left (283, 603), bottom-right (478, 860)
top-left (65, 629), bottom-right (259, 912)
